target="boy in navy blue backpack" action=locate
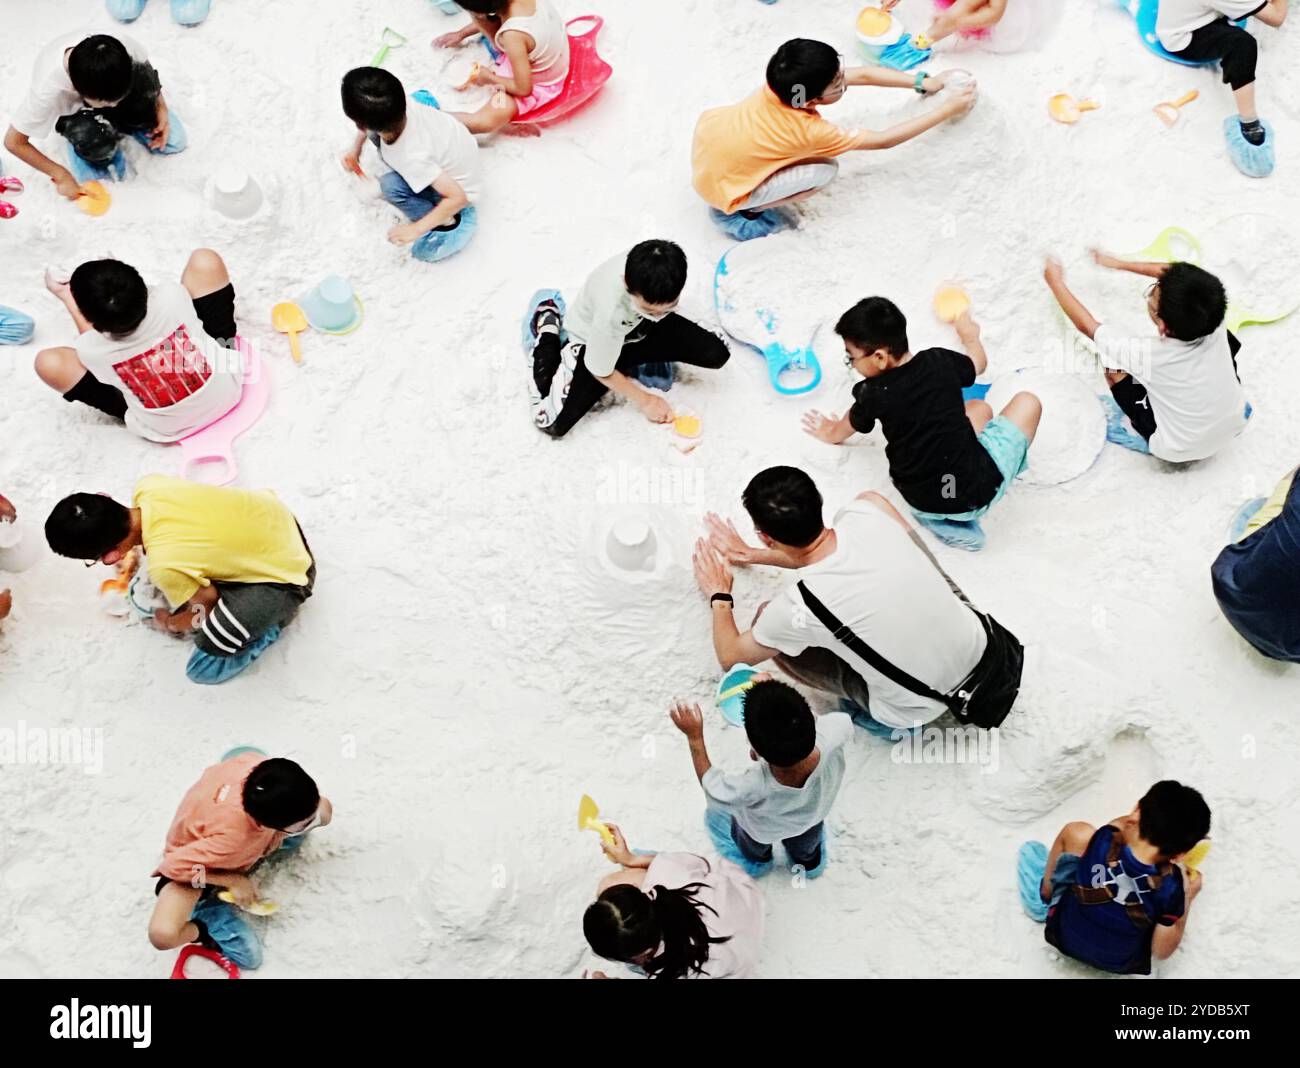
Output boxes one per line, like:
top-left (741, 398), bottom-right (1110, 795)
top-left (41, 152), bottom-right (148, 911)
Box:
top-left (1018, 780), bottom-right (1208, 974)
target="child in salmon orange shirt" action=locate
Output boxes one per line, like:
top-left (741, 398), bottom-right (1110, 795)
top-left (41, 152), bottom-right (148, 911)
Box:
top-left (147, 751), bottom-right (332, 970)
top-left (691, 38), bottom-right (975, 240)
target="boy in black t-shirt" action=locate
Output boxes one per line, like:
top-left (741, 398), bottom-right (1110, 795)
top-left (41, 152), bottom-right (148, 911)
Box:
top-left (803, 297), bottom-right (1040, 550)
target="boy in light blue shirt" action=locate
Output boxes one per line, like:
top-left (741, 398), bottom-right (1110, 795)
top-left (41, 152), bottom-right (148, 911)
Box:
top-left (669, 679), bottom-right (853, 878)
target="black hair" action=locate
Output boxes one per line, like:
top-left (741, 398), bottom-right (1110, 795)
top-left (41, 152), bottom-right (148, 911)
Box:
top-left (766, 39), bottom-right (841, 107)
top-left (743, 680), bottom-right (815, 767)
top-left (742, 466), bottom-right (824, 548)
top-left (455, 0), bottom-right (509, 13)
top-left (44, 493), bottom-right (132, 562)
top-left (624, 240), bottom-right (688, 305)
top-left (835, 296), bottom-right (910, 357)
top-left (242, 758), bottom-right (321, 831)
top-left (70, 259), bottom-right (148, 337)
top-left (68, 35), bottom-right (135, 104)
top-left (1156, 263), bottom-right (1227, 342)
top-left (1138, 780), bottom-right (1211, 858)
top-left (340, 66), bottom-right (407, 133)
top-left (583, 875), bottom-right (731, 979)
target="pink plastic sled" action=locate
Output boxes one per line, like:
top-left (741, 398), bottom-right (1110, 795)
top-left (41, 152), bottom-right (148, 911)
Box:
top-left (174, 337), bottom-right (270, 485)
top-left (519, 16), bottom-right (613, 127)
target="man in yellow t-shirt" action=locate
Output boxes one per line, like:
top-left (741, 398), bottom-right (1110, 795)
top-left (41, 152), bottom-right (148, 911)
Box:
top-left (690, 39), bottom-right (975, 240)
top-left (44, 474), bottom-right (316, 684)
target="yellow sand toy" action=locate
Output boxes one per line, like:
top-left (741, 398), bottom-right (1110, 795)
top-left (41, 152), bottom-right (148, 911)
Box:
top-left (857, 6), bottom-right (892, 36)
top-left (217, 891), bottom-right (279, 916)
top-left (1048, 93), bottom-right (1100, 125)
top-left (1182, 839), bottom-right (1211, 875)
top-left (577, 794), bottom-right (617, 849)
top-left (933, 284), bottom-right (972, 323)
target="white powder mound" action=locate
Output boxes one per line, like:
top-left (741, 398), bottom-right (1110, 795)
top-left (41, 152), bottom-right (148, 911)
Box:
top-left (984, 367), bottom-right (1106, 485)
top-left (2, 0), bottom-right (1300, 980)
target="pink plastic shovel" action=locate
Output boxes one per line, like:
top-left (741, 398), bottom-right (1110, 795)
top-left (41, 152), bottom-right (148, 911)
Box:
top-left (175, 337), bottom-right (271, 485)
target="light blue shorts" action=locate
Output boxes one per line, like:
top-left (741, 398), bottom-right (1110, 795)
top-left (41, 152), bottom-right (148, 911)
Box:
top-left (912, 415), bottom-right (1030, 523)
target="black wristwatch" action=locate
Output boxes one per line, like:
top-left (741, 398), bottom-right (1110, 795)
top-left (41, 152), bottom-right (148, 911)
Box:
top-left (710, 592), bottom-right (734, 607)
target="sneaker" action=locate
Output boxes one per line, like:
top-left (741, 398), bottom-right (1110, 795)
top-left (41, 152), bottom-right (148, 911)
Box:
top-left (190, 896), bottom-right (263, 969)
top-left (186, 625), bottom-right (282, 685)
top-left (704, 809), bottom-right (774, 878)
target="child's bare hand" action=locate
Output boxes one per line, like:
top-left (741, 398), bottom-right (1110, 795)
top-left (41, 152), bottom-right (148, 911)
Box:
top-left (669, 699), bottom-right (706, 739)
top-left (943, 82), bottom-right (977, 118)
top-left (1043, 256), bottom-right (1065, 286)
top-left (388, 222), bottom-right (424, 246)
top-left (0, 588), bottom-right (11, 622)
top-left (582, 969), bottom-right (612, 979)
top-left (954, 310), bottom-right (980, 341)
top-left (341, 151), bottom-right (364, 178)
top-left (1090, 247), bottom-right (1122, 270)
top-left (1185, 868), bottom-right (1203, 900)
top-left (638, 391), bottom-right (674, 424)
top-left (802, 410), bottom-right (846, 444)
top-left (433, 30), bottom-right (467, 49)
top-left (53, 169), bottom-right (81, 200)
top-left (705, 513), bottom-right (761, 566)
top-left (599, 822), bottom-right (636, 866)
top-left (692, 537), bottom-right (734, 598)
top-left (224, 875), bottom-right (259, 908)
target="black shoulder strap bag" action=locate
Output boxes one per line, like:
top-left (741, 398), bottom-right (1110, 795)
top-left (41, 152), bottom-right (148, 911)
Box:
top-left (795, 567), bottom-right (1024, 729)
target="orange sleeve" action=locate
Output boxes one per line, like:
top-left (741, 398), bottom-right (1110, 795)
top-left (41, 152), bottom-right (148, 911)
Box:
top-left (803, 117), bottom-right (862, 158)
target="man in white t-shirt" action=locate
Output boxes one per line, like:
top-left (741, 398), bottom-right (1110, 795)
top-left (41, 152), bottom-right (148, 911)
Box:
top-left (3, 30), bottom-right (185, 198)
top-left (1155, 1), bottom-right (1289, 177)
top-left (34, 250), bottom-right (242, 443)
top-left (340, 66), bottom-right (482, 264)
top-left (694, 466), bottom-right (988, 734)
top-left (1045, 253), bottom-right (1247, 464)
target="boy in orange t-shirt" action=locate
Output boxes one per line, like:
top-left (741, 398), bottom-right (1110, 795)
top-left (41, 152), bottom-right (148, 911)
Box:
top-left (147, 751), bottom-right (332, 969)
top-left (691, 39), bottom-right (975, 240)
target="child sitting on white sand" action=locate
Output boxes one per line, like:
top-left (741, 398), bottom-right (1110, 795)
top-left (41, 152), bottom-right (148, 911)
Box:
top-left (1019, 781), bottom-right (1208, 975)
top-left (1045, 252), bottom-right (1248, 463)
top-left (804, 298), bottom-right (1040, 552)
top-left (44, 476), bottom-right (316, 685)
top-left (690, 38), bottom-right (974, 240)
top-left (35, 251), bottom-right (241, 442)
top-left (4, 30), bottom-right (185, 197)
top-left (341, 67), bottom-right (483, 263)
top-left (523, 240), bottom-right (730, 438)
top-left (1155, 0), bottom-right (1289, 178)
top-left (669, 688), bottom-right (852, 880)
top-left (148, 752), bottom-right (332, 970)
top-left (583, 822), bottom-right (764, 979)
top-left (434, 0), bottom-right (571, 137)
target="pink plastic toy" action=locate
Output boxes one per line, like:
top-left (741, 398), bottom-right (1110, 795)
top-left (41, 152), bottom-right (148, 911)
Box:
top-left (174, 337), bottom-right (271, 485)
top-left (519, 16), bottom-right (613, 127)
top-left (170, 944), bottom-right (240, 979)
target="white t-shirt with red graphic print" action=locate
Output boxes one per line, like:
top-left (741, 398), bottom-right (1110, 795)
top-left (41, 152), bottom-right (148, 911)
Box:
top-left (74, 282), bottom-right (242, 442)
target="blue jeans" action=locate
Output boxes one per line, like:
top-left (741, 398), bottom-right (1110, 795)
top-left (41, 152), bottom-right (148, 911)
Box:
top-left (731, 817), bottom-right (823, 868)
top-left (378, 169), bottom-right (443, 222)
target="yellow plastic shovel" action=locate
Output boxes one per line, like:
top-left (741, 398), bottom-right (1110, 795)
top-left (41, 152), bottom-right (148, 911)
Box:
top-left (217, 891), bottom-right (279, 916)
top-left (1049, 93), bottom-right (1100, 125)
top-left (1182, 839), bottom-right (1211, 875)
top-left (1154, 89), bottom-right (1198, 127)
top-left (271, 302), bottom-right (307, 364)
top-left (577, 794), bottom-right (617, 849)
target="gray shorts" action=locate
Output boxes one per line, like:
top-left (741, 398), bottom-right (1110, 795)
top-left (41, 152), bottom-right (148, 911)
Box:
top-left (194, 531), bottom-right (316, 658)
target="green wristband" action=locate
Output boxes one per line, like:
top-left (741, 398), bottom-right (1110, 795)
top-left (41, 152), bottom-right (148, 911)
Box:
top-left (914, 71), bottom-right (928, 94)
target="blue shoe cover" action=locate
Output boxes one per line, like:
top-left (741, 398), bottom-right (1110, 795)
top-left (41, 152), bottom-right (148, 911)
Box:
top-left (878, 36), bottom-right (932, 71)
top-left (107, 0), bottom-right (147, 21)
top-left (1100, 395), bottom-right (1151, 454)
top-left (412, 205), bottom-right (478, 262)
top-left (1228, 496), bottom-right (1267, 542)
top-left (522, 288), bottom-right (566, 354)
top-left (0, 305), bottom-right (35, 345)
top-left (1017, 841), bottom-right (1050, 922)
top-left (190, 896), bottom-right (263, 969)
top-left (838, 698), bottom-right (902, 739)
top-left (171, 0), bottom-right (211, 25)
top-left (708, 206), bottom-right (792, 241)
top-left (186, 626), bottom-right (282, 685)
top-left (413, 89), bottom-right (441, 109)
top-left (704, 809), bottom-right (773, 878)
top-left (1224, 117), bottom-right (1275, 178)
top-left (800, 831), bottom-right (828, 880)
top-left (633, 363), bottom-right (675, 390)
top-left (914, 513), bottom-right (987, 552)
top-left (67, 146), bottom-right (128, 185)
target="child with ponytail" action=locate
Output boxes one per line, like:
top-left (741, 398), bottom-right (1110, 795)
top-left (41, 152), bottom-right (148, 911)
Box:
top-left (581, 824), bottom-right (764, 979)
